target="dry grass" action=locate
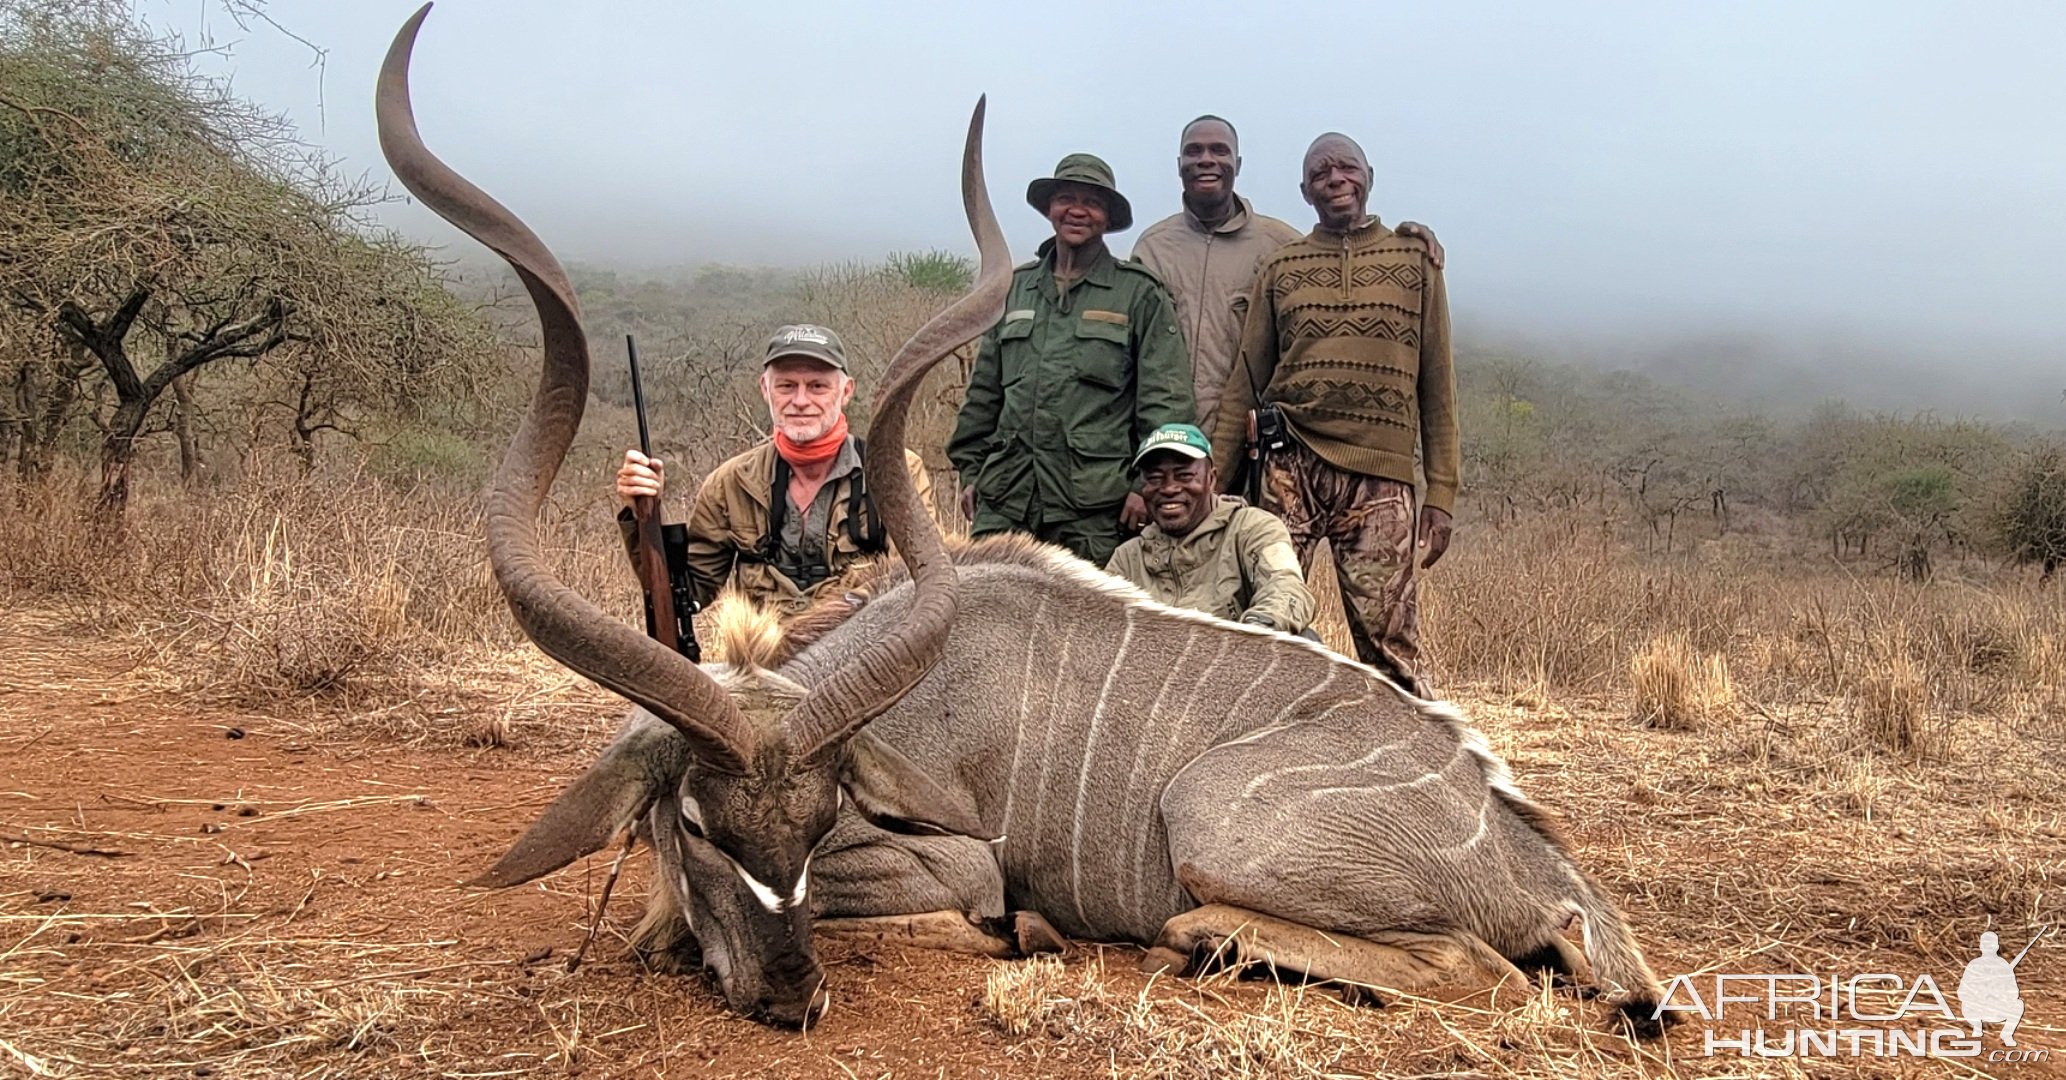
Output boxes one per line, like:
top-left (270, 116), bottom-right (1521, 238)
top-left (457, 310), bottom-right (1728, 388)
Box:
top-left (1850, 649), bottom-right (1937, 757)
top-left (7, 469), bottom-right (2061, 770)
top-left (1423, 513), bottom-right (2066, 750)
top-left (1630, 631), bottom-right (1736, 730)
top-left (0, 459), bottom-right (633, 750)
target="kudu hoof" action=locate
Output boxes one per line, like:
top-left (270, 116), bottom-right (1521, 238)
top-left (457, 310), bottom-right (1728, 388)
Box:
top-left (1337, 983), bottom-right (1387, 1008)
top-left (1012, 911), bottom-right (1069, 956)
top-left (1140, 945), bottom-right (1192, 977)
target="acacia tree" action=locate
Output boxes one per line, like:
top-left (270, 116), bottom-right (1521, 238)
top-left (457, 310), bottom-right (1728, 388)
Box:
top-left (1990, 443), bottom-right (2066, 582)
top-left (0, 1), bottom-right (493, 516)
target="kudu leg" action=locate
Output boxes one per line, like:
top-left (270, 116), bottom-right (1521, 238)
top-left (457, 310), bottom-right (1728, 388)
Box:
top-left (807, 813), bottom-right (1066, 958)
top-left (815, 910), bottom-right (1066, 958)
top-left (1140, 903), bottom-right (1523, 1004)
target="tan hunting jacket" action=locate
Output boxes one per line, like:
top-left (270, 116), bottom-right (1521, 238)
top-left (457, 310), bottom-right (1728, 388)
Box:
top-left (1131, 198), bottom-right (1303, 434)
top-left (1105, 496), bottom-right (1314, 633)
top-left (620, 438), bottom-right (934, 617)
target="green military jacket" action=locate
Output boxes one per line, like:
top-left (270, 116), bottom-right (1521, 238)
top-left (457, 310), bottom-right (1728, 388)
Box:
top-left (948, 241), bottom-right (1195, 521)
top-left (1105, 496), bottom-right (1315, 633)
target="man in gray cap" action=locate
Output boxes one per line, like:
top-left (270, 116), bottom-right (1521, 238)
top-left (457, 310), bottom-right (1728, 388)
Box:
top-left (949, 153), bottom-right (1195, 566)
top-left (614, 323), bottom-right (935, 616)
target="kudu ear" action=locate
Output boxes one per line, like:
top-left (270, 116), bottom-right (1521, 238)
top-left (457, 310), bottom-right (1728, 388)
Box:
top-left (470, 714), bottom-right (690, 888)
top-left (842, 730), bottom-right (997, 842)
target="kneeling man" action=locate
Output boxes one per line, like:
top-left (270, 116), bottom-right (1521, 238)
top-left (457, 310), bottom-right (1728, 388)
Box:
top-left (1106, 424), bottom-right (1314, 634)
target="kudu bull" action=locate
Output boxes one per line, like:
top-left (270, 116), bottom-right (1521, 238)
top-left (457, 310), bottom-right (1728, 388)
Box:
top-left (377, 7), bottom-right (1669, 1035)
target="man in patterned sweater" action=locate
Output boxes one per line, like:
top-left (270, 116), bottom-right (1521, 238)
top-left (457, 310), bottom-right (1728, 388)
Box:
top-left (1208, 132), bottom-right (1456, 694)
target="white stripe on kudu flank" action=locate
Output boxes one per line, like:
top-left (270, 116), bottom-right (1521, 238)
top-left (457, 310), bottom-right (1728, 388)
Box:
top-left (1133, 633), bottom-right (1228, 920)
top-left (1444, 804), bottom-right (1490, 853)
top-left (1026, 636), bottom-right (1071, 847)
top-left (1071, 609), bottom-right (1134, 925)
top-left (1221, 655), bottom-right (1280, 721)
top-left (999, 594), bottom-right (1050, 837)
top-left (1119, 624), bottom-right (1195, 917)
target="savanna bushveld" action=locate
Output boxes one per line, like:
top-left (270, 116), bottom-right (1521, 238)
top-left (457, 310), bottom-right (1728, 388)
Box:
top-left (2, 4), bottom-right (2061, 1079)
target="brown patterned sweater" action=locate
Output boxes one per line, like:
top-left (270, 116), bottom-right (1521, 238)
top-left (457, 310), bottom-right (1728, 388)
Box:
top-left (1208, 217), bottom-right (1458, 513)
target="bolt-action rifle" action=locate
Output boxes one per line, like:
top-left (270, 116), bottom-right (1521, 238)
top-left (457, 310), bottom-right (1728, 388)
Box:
top-left (625, 335), bottom-right (700, 661)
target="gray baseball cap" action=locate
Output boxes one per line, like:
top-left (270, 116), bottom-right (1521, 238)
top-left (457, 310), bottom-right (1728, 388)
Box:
top-left (762, 324), bottom-right (849, 371)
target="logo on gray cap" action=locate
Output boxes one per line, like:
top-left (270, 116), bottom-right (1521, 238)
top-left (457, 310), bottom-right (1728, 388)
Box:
top-left (763, 324), bottom-right (849, 371)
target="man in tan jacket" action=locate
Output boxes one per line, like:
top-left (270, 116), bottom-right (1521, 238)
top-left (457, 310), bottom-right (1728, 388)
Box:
top-left (615, 324), bottom-right (933, 617)
top-left (1132, 116), bottom-right (1442, 434)
top-left (1106, 424), bottom-right (1313, 635)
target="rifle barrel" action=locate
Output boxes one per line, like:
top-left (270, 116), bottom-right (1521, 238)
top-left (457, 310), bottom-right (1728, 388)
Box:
top-left (2008, 926), bottom-right (2047, 968)
top-left (626, 334), bottom-right (652, 457)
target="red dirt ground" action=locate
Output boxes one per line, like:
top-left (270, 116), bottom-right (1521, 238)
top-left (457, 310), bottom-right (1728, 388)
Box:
top-left (2, 609), bottom-right (2060, 1078)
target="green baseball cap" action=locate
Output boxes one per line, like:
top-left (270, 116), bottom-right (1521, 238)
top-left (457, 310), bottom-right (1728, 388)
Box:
top-left (1131, 423), bottom-right (1212, 472)
top-left (1026, 153), bottom-right (1134, 233)
top-left (762, 324), bottom-right (848, 371)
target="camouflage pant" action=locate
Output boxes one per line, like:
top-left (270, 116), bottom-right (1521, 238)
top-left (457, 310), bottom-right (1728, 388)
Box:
top-left (1260, 439), bottom-right (1424, 694)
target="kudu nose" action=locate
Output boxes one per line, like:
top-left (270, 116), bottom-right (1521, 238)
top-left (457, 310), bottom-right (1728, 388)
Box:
top-left (754, 984), bottom-right (831, 1028)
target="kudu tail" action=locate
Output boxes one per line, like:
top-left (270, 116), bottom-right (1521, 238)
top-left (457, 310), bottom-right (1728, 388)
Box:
top-left (1562, 881), bottom-right (1671, 1038)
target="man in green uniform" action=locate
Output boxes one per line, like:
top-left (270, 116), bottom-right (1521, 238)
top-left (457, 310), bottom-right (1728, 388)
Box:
top-left (949, 153), bottom-right (1195, 566)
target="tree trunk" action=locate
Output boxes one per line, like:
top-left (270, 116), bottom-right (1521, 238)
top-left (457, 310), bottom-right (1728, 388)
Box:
top-left (172, 375), bottom-right (202, 486)
top-left (1897, 538), bottom-right (1931, 582)
top-left (95, 397), bottom-right (149, 524)
top-left (290, 424), bottom-right (317, 473)
top-left (60, 289), bottom-right (290, 523)
top-left (13, 349), bottom-right (91, 484)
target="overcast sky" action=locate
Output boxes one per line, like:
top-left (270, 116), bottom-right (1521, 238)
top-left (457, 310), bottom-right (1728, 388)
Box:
top-left (154, 1), bottom-right (2065, 393)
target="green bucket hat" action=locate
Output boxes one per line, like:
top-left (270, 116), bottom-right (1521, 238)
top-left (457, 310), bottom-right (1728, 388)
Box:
top-left (1131, 423), bottom-right (1213, 472)
top-left (1026, 153), bottom-right (1133, 233)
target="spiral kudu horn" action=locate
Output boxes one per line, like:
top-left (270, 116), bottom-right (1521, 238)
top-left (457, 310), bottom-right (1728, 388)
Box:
top-left (788, 99), bottom-right (1011, 759)
top-left (375, 4), bottom-right (752, 773)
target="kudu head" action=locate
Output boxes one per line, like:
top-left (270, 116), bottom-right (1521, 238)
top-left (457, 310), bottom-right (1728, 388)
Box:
top-left (375, 4), bottom-right (1010, 1026)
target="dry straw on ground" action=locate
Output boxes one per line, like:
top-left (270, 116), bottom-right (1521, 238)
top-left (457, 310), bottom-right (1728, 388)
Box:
top-left (1630, 631), bottom-right (1736, 730)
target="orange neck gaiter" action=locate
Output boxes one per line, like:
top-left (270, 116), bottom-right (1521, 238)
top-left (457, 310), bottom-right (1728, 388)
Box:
top-left (773, 414), bottom-right (848, 469)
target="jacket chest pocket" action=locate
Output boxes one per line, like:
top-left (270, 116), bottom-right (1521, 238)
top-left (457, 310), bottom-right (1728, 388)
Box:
top-left (1070, 317), bottom-right (1132, 390)
top-left (996, 318), bottom-right (1037, 406)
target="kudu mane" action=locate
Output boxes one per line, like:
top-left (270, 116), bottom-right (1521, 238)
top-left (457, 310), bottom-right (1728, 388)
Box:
top-left (775, 534), bottom-right (1077, 663)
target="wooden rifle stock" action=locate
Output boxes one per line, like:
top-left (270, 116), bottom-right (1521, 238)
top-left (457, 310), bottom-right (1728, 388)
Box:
top-left (632, 499), bottom-right (675, 652)
top-left (626, 335), bottom-right (682, 655)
